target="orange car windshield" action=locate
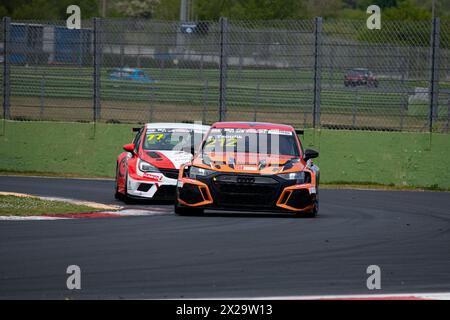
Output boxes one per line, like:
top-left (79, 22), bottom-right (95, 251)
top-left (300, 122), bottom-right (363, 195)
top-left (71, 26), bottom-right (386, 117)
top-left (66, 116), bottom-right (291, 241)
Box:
top-left (203, 128), bottom-right (300, 157)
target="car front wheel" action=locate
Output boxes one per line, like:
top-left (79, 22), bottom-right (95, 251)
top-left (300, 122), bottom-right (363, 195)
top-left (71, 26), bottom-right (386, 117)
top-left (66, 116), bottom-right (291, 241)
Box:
top-left (174, 202), bottom-right (204, 215)
top-left (299, 200), bottom-right (318, 218)
top-left (114, 164), bottom-right (121, 199)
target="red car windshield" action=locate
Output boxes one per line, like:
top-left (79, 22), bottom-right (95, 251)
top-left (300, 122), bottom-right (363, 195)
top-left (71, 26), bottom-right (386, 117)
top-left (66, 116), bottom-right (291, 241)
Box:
top-left (143, 128), bottom-right (203, 152)
top-left (203, 128), bottom-right (300, 157)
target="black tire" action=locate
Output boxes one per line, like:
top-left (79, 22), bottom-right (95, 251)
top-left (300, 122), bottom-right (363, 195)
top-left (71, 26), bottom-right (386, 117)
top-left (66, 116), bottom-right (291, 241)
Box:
top-left (114, 164), bottom-right (121, 199)
top-left (120, 169), bottom-right (132, 204)
top-left (296, 190), bottom-right (319, 218)
top-left (300, 200), bottom-right (318, 218)
top-left (174, 202), bottom-right (204, 215)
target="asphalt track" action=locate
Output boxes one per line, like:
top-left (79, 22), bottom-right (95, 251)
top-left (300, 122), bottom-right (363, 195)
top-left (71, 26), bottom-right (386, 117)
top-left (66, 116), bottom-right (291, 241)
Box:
top-left (0, 175), bottom-right (449, 299)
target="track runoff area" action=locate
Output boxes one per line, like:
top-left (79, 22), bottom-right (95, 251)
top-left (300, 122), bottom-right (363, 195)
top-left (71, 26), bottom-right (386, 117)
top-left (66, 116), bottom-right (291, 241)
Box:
top-left (1, 121), bottom-right (450, 303)
top-left (1, 173), bottom-right (449, 303)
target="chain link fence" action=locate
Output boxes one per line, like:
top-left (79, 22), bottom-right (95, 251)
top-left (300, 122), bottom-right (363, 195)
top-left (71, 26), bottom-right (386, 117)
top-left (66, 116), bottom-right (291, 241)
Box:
top-left (1, 16), bottom-right (449, 132)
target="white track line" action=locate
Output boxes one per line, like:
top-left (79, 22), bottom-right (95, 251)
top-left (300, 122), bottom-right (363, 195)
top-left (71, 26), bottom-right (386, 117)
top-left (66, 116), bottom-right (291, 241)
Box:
top-left (0, 192), bottom-right (121, 210)
top-left (0, 209), bottom-right (172, 221)
top-left (0, 216), bottom-right (69, 221)
top-left (39, 196), bottom-right (121, 210)
top-left (226, 292), bottom-right (450, 300)
top-left (106, 209), bottom-right (172, 216)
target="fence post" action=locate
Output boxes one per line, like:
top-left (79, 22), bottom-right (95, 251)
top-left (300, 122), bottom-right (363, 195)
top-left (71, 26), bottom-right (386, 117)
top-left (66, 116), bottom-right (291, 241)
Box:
top-left (203, 79), bottom-right (208, 124)
top-left (219, 17), bottom-right (228, 122)
top-left (428, 17), bottom-right (440, 132)
top-left (93, 17), bottom-right (102, 122)
top-left (446, 92), bottom-right (449, 133)
top-left (254, 82), bottom-right (260, 121)
top-left (3, 16), bottom-right (11, 120)
top-left (312, 17), bottom-right (323, 129)
top-left (40, 72), bottom-right (45, 119)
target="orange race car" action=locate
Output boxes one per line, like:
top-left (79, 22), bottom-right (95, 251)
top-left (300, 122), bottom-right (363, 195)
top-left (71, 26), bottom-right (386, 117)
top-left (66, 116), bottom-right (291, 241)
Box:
top-left (175, 122), bottom-right (320, 217)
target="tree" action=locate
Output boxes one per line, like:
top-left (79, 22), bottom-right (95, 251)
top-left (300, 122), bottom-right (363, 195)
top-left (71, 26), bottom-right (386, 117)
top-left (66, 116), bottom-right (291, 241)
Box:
top-left (114, 0), bottom-right (160, 18)
top-left (384, 0), bottom-right (431, 20)
top-left (5, 0), bottom-right (99, 20)
top-left (357, 0), bottom-right (398, 10)
top-left (153, 0), bottom-right (180, 20)
top-left (306, 0), bottom-right (344, 18)
top-left (194, 0), bottom-right (309, 20)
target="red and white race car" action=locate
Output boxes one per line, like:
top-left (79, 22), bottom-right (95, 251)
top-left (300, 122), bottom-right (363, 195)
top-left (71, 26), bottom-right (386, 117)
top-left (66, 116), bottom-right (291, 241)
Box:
top-left (115, 123), bottom-right (210, 201)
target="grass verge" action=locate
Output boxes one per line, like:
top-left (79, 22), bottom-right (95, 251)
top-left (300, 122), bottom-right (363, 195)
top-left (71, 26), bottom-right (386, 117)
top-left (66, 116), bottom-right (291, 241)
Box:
top-left (0, 194), bottom-right (104, 216)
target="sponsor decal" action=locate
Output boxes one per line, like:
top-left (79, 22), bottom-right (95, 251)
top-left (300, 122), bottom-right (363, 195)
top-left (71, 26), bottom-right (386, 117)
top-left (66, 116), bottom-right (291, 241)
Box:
top-left (143, 173), bottom-right (163, 181)
top-left (158, 150), bottom-right (192, 169)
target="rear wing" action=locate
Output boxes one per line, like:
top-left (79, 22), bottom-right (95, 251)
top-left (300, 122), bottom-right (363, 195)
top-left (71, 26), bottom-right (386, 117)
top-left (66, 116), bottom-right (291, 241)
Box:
top-left (295, 129), bottom-right (304, 136)
top-left (132, 127), bottom-right (141, 132)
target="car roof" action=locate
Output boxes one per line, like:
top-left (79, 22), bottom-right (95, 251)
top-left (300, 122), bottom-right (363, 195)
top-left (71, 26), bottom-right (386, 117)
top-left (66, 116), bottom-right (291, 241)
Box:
top-left (145, 122), bottom-right (210, 132)
top-left (112, 68), bottom-right (142, 72)
top-left (211, 121), bottom-right (295, 131)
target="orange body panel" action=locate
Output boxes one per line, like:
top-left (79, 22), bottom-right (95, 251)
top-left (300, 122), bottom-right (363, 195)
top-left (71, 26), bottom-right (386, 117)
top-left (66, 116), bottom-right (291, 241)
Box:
top-left (176, 122), bottom-right (319, 213)
top-left (177, 176), bottom-right (214, 207)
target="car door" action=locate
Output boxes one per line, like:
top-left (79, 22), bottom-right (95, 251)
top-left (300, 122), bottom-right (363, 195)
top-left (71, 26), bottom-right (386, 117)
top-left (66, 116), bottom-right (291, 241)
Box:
top-left (118, 128), bottom-right (143, 191)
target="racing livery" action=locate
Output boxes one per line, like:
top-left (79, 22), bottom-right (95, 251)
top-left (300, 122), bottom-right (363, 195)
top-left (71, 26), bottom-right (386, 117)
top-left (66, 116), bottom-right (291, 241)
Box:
top-left (175, 122), bottom-right (320, 217)
top-left (115, 123), bottom-right (210, 201)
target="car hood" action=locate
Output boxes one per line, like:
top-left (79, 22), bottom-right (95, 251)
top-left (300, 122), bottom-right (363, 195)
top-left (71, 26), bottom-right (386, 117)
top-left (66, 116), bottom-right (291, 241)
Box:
top-left (193, 152), bottom-right (305, 174)
top-left (139, 150), bottom-right (193, 169)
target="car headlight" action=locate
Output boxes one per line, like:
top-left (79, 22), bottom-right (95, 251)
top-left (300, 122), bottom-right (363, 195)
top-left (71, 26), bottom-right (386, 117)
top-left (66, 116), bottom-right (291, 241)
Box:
top-left (188, 166), bottom-right (214, 179)
top-left (138, 159), bottom-right (159, 173)
top-left (278, 171), bottom-right (307, 184)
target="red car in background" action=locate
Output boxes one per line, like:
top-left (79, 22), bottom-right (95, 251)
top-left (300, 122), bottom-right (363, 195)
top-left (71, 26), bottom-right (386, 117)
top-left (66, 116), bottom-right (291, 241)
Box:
top-left (344, 68), bottom-right (378, 87)
top-left (115, 123), bottom-right (210, 201)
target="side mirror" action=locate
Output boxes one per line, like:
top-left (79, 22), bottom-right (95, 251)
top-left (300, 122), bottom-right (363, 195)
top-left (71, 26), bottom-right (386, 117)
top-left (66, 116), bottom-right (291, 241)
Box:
top-left (123, 143), bottom-right (135, 153)
top-left (303, 149), bottom-right (319, 162)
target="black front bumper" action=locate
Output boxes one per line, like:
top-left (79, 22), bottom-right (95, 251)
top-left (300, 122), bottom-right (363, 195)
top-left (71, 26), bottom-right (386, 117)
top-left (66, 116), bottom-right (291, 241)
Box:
top-left (178, 172), bottom-right (315, 213)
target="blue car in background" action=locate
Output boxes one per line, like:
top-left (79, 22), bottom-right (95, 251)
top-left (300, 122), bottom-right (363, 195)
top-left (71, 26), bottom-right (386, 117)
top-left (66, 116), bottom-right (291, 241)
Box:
top-left (109, 68), bottom-right (156, 83)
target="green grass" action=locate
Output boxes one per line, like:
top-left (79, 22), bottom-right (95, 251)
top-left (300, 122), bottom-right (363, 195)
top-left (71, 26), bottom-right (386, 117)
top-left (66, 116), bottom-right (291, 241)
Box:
top-left (0, 121), bottom-right (135, 177)
top-left (0, 120), bottom-right (449, 189)
top-left (0, 195), bottom-right (103, 216)
top-left (302, 129), bottom-right (450, 189)
top-left (6, 65), bottom-right (447, 130)
top-left (5, 65), bottom-right (422, 114)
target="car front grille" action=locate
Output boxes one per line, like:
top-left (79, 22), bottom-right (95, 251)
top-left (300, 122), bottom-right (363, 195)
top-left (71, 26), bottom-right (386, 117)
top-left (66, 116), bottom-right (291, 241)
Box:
top-left (153, 185), bottom-right (176, 200)
top-left (160, 168), bottom-right (179, 180)
top-left (211, 174), bottom-right (280, 208)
